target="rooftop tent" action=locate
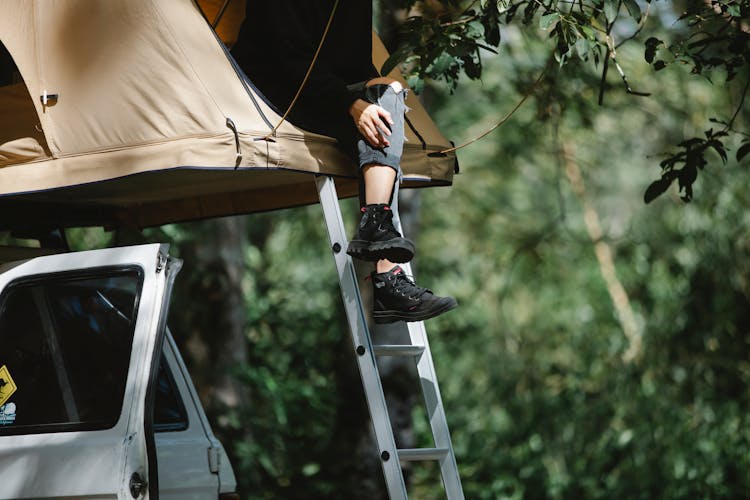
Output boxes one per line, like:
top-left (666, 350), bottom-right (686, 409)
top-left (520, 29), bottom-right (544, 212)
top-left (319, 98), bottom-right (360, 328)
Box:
top-left (0, 0), bottom-right (456, 231)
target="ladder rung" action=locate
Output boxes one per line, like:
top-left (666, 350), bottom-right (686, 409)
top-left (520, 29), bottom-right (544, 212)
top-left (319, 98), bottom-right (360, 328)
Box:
top-left (373, 345), bottom-right (425, 357)
top-left (398, 447), bottom-right (450, 462)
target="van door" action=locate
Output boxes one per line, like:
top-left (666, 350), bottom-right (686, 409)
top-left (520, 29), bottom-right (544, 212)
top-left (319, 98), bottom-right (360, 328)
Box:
top-left (0, 243), bottom-right (176, 500)
top-left (154, 333), bottom-right (227, 499)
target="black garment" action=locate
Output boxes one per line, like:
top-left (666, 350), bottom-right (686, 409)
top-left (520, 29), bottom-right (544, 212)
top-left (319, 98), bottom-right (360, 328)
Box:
top-left (233, 0), bottom-right (378, 132)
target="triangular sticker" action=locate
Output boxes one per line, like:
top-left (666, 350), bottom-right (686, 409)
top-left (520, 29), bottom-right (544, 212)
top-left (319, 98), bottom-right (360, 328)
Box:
top-left (0, 365), bottom-right (18, 407)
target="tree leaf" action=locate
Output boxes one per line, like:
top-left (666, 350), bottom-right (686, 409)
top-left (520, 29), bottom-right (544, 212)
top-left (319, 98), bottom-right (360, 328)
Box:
top-left (462, 55), bottom-right (482, 79)
top-left (577, 22), bottom-right (594, 39)
top-left (644, 37), bottom-right (663, 63)
top-left (679, 164), bottom-right (698, 188)
top-left (603, 0), bottom-right (619, 22)
top-left (483, 17), bottom-right (501, 46)
top-left (737, 142), bottom-right (750, 162)
top-left (539, 12), bottom-right (559, 30)
top-left (644, 178), bottom-right (671, 203)
top-left (707, 140), bottom-right (728, 163)
top-left (624, 0), bottom-right (642, 20)
top-left (678, 137), bottom-right (703, 148)
top-left (575, 38), bottom-right (591, 59)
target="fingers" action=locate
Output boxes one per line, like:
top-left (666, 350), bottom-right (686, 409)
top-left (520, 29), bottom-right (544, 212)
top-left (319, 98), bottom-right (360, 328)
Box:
top-left (351, 101), bottom-right (397, 148)
top-left (359, 120), bottom-right (382, 147)
top-left (358, 105), bottom-right (392, 148)
top-left (372, 116), bottom-right (391, 139)
top-left (357, 110), bottom-right (389, 148)
top-left (378, 107), bottom-right (394, 126)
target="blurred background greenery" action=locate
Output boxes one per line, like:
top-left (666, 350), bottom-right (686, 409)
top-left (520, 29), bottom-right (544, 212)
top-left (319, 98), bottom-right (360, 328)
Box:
top-left (54, 0), bottom-right (750, 498)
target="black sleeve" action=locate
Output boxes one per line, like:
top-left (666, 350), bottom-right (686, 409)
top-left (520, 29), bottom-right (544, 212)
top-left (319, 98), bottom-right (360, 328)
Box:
top-left (259, 2), bottom-right (361, 113)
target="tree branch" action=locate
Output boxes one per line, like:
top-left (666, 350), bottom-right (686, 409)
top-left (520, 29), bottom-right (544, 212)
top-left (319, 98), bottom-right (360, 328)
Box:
top-left (562, 144), bottom-right (642, 363)
top-left (726, 77), bottom-right (750, 131)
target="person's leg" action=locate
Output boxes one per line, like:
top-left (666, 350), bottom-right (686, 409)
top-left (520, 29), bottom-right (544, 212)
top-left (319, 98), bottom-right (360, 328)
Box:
top-left (347, 79), bottom-right (457, 323)
top-left (361, 163), bottom-right (402, 272)
top-left (362, 81), bottom-right (407, 274)
top-left (363, 164), bottom-right (397, 205)
top-left (346, 79), bottom-right (415, 264)
top-left (359, 77), bottom-right (404, 209)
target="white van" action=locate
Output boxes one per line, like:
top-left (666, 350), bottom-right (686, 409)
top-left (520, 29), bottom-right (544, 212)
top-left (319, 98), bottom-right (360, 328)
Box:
top-left (0, 243), bottom-right (238, 499)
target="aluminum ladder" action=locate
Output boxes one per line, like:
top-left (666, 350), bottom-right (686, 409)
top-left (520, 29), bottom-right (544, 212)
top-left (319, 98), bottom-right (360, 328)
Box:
top-left (315, 175), bottom-right (464, 499)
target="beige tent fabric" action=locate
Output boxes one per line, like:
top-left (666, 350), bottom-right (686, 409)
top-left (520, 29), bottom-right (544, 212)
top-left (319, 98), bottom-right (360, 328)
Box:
top-left (0, 0), bottom-right (456, 229)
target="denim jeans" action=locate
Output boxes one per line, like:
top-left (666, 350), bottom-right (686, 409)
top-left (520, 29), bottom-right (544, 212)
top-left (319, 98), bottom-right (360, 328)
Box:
top-left (356, 83), bottom-right (407, 174)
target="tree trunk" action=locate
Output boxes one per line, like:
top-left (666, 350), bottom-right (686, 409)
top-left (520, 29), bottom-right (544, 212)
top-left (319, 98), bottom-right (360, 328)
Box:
top-left (562, 145), bottom-right (642, 363)
top-left (168, 216), bottom-right (252, 434)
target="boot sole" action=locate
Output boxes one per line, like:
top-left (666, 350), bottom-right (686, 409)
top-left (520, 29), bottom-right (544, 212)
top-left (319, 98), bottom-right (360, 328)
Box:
top-left (347, 238), bottom-right (415, 263)
top-left (373, 298), bottom-right (458, 324)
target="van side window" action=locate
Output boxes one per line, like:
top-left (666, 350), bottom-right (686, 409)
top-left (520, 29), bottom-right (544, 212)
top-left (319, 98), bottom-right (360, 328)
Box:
top-left (0, 269), bottom-right (142, 434)
top-left (154, 356), bottom-right (188, 432)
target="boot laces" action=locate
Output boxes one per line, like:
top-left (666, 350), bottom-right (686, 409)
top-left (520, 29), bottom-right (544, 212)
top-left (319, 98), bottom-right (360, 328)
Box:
top-left (376, 207), bottom-right (395, 228)
top-left (392, 273), bottom-right (428, 300)
top-left (378, 210), bottom-right (403, 239)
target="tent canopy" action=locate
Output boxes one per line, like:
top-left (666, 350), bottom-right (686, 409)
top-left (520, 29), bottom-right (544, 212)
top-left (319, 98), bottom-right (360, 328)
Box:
top-left (0, 0), bottom-right (456, 231)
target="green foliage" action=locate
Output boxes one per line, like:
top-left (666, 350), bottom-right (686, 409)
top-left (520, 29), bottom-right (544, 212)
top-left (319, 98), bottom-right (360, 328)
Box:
top-left (645, 1), bottom-right (750, 81)
top-left (381, 0), bottom-right (749, 203)
top-left (645, 128), bottom-right (730, 203)
top-left (65, 227), bottom-right (114, 251)
top-left (382, 10), bottom-right (491, 90)
top-left (409, 27), bottom-right (750, 497)
top-left (229, 209), bottom-right (343, 495)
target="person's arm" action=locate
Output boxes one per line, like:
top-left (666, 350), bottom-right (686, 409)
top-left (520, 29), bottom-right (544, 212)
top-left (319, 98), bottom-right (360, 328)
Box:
top-left (264, 2), bottom-right (357, 113)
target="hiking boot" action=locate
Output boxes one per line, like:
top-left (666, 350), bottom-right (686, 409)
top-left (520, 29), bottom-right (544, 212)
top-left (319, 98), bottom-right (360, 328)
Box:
top-left (371, 265), bottom-right (457, 323)
top-left (347, 204), bottom-right (415, 263)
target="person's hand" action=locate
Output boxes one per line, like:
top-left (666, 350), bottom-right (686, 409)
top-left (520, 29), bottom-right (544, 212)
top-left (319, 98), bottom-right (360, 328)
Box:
top-left (348, 98), bottom-right (394, 148)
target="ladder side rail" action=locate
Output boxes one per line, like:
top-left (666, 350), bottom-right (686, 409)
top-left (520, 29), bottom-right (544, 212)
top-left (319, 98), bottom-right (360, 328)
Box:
top-left (315, 175), bottom-right (408, 500)
top-left (390, 184), bottom-right (465, 500)
top-left (403, 312), bottom-right (464, 499)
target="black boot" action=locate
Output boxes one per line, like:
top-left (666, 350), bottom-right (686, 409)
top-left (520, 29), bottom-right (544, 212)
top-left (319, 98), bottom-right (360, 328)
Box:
top-left (370, 265), bottom-right (457, 323)
top-left (347, 204), bottom-right (415, 263)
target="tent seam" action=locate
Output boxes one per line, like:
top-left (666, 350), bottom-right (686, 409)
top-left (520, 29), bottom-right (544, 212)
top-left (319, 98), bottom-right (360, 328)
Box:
top-left (31, 0), bottom-right (57, 158)
top-left (49, 132), bottom-right (230, 159)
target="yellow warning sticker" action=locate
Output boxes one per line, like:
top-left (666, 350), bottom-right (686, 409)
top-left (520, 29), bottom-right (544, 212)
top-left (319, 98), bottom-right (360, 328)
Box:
top-left (0, 365), bottom-right (17, 407)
